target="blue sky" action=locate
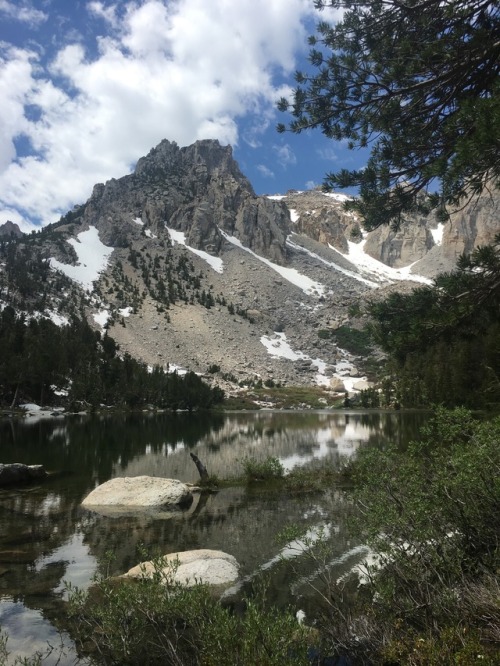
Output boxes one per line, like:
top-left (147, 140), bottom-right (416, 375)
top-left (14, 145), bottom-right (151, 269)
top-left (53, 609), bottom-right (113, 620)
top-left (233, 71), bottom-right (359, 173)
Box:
top-left (0, 0), bottom-right (368, 231)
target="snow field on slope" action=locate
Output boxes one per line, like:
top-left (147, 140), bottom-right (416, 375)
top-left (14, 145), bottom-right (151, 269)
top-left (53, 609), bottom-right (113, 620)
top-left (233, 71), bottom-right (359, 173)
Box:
top-left (50, 226), bottom-right (114, 291)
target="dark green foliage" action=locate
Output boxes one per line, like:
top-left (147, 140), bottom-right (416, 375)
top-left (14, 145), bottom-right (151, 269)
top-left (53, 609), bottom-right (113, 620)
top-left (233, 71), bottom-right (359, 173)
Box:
top-left (242, 456), bottom-right (284, 482)
top-left (342, 408), bottom-right (500, 661)
top-left (66, 564), bottom-right (309, 666)
top-left (0, 243), bottom-right (50, 298)
top-left (278, 0), bottom-right (500, 228)
top-left (0, 309), bottom-right (223, 411)
top-left (330, 325), bottom-right (373, 357)
top-left (317, 328), bottom-right (331, 340)
top-left (358, 387), bottom-right (380, 408)
top-left (369, 236), bottom-right (500, 408)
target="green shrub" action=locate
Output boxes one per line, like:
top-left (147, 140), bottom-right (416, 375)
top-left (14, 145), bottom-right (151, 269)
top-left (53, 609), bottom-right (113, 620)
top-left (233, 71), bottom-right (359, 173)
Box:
top-left (330, 407), bottom-right (500, 662)
top-left (65, 560), bottom-right (310, 666)
top-left (242, 456), bottom-right (284, 482)
top-left (331, 325), bottom-right (373, 356)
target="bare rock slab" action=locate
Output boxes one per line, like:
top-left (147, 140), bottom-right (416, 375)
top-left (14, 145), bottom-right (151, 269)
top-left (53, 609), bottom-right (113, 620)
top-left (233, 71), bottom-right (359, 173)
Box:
top-left (81, 476), bottom-right (193, 515)
top-left (123, 549), bottom-right (240, 589)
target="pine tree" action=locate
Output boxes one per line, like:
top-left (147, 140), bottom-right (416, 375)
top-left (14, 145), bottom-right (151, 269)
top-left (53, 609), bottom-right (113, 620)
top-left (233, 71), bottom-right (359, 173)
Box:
top-left (278, 0), bottom-right (500, 228)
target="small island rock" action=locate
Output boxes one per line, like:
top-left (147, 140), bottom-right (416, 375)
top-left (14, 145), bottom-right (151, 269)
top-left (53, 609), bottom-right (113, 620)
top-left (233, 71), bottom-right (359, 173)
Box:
top-left (81, 476), bottom-right (192, 513)
top-left (123, 549), bottom-right (240, 589)
top-left (0, 463), bottom-right (47, 487)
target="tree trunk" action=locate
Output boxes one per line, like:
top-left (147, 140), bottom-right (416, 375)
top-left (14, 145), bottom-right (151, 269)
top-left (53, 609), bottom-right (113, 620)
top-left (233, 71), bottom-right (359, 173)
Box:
top-left (189, 453), bottom-right (209, 481)
top-left (10, 384), bottom-right (19, 409)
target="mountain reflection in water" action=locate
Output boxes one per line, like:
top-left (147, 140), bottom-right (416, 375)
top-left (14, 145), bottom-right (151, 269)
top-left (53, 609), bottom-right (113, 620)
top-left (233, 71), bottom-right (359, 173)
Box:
top-left (0, 410), bottom-right (427, 665)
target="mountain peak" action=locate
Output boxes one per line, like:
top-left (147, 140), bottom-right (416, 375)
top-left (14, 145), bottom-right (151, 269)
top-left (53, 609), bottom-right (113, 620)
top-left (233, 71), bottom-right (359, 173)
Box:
top-left (0, 220), bottom-right (23, 239)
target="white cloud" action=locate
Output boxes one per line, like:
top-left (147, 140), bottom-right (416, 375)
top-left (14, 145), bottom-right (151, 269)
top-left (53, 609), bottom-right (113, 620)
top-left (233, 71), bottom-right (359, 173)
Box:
top-left (0, 0), bottom-right (47, 25)
top-left (0, 0), bottom-right (317, 227)
top-left (273, 143), bottom-right (297, 168)
top-left (87, 1), bottom-right (119, 28)
top-left (257, 164), bottom-right (275, 178)
top-left (317, 146), bottom-right (338, 161)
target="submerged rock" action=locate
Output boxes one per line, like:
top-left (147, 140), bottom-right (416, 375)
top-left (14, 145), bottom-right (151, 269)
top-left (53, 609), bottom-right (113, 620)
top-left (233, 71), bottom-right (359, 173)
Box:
top-left (81, 476), bottom-right (193, 515)
top-left (0, 463), bottom-right (47, 486)
top-left (123, 549), bottom-right (239, 589)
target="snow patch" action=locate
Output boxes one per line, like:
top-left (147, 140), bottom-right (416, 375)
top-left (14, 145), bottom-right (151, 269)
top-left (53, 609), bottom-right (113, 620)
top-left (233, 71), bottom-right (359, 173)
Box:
top-left (133, 217), bottom-right (144, 226)
top-left (50, 226), bottom-right (114, 292)
top-left (166, 363), bottom-right (188, 376)
top-left (44, 311), bottom-right (70, 327)
top-left (260, 332), bottom-right (303, 361)
top-left (93, 310), bottom-right (110, 329)
top-left (144, 229), bottom-right (157, 239)
top-left (289, 209), bottom-right (300, 223)
top-left (166, 227), bottom-right (224, 274)
top-left (332, 239), bottom-right (433, 285)
top-left (221, 230), bottom-right (325, 297)
top-left (20, 403), bottom-right (41, 411)
top-left (287, 235), bottom-right (378, 288)
top-left (266, 194), bottom-right (286, 201)
top-left (431, 223), bottom-right (444, 246)
top-left (320, 192), bottom-right (352, 203)
top-left (119, 307), bottom-right (133, 317)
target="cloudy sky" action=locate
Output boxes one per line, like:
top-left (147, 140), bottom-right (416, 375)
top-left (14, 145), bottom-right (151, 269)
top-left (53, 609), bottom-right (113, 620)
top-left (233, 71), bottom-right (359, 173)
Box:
top-left (0, 0), bottom-right (366, 231)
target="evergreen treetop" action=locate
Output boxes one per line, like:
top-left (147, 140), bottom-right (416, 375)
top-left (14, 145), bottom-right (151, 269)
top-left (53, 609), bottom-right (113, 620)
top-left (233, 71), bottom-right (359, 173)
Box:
top-left (278, 0), bottom-right (500, 228)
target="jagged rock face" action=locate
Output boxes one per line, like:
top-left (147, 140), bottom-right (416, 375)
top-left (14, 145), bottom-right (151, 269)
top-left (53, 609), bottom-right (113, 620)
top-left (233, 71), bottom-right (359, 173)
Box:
top-left (0, 221), bottom-right (23, 239)
top-left (77, 139), bottom-right (290, 263)
top-left (284, 190), bottom-right (360, 252)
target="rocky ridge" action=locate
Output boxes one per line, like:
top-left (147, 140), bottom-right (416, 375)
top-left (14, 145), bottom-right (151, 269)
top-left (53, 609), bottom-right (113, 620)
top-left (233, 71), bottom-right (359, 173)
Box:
top-left (2, 139), bottom-right (499, 394)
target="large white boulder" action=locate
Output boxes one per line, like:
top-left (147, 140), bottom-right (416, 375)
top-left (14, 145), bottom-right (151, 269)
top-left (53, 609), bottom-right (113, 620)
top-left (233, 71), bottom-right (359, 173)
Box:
top-left (352, 379), bottom-right (374, 391)
top-left (81, 476), bottom-right (192, 515)
top-left (123, 549), bottom-right (240, 589)
top-left (329, 377), bottom-right (345, 392)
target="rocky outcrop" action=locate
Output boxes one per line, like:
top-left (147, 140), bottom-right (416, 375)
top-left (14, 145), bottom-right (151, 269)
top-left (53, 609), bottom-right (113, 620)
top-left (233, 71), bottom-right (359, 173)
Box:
top-left (442, 189), bottom-right (500, 259)
top-left (123, 549), bottom-right (239, 589)
top-left (72, 139), bottom-right (291, 263)
top-left (0, 463), bottom-right (47, 486)
top-left (0, 221), bottom-right (23, 239)
top-left (6, 138), bottom-right (499, 393)
top-left (81, 476), bottom-right (193, 514)
top-left (284, 190), bottom-right (360, 252)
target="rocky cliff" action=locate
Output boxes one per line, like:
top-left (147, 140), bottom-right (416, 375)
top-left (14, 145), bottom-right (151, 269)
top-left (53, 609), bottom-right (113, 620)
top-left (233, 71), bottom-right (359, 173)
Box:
top-left (71, 139), bottom-right (291, 264)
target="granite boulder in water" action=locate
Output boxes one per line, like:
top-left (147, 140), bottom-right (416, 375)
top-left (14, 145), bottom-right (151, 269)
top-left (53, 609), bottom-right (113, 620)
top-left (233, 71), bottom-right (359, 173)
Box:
top-left (81, 476), bottom-right (193, 515)
top-left (123, 549), bottom-right (240, 590)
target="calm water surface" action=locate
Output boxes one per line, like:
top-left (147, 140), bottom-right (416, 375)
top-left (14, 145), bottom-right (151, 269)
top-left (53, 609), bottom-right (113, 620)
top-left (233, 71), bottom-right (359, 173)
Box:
top-left (0, 410), bottom-right (427, 664)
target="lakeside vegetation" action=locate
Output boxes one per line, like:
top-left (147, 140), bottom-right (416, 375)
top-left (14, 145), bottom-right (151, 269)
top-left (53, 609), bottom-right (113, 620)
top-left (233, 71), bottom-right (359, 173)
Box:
top-left (71, 409), bottom-right (500, 665)
top-left (2, 408), bottom-right (496, 666)
top-left (369, 236), bottom-right (500, 411)
top-left (0, 306), bottom-right (223, 412)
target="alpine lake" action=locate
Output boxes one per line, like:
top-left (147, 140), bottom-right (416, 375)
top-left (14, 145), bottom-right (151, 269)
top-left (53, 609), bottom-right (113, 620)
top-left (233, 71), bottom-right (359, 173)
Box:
top-left (0, 409), bottom-right (428, 664)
